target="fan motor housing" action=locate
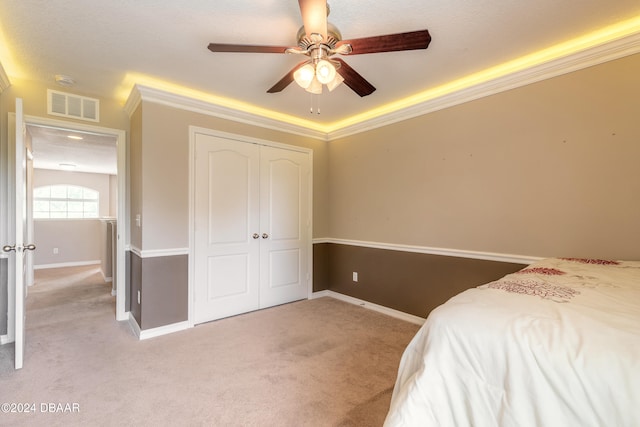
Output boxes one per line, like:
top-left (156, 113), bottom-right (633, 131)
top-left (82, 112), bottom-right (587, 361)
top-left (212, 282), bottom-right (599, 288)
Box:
top-left (296, 22), bottom-right (342, 49)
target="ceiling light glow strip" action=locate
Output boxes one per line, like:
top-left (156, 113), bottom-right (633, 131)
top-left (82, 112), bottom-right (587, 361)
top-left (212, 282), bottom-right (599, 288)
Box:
top-left (112, 15), bottom-right (640, 136)
top-left (116, 72), bottom-right (327, 133)
top-left (0, 24), bottom-right (26, 80)
top-left (324, 15), bottom-right (640, 132)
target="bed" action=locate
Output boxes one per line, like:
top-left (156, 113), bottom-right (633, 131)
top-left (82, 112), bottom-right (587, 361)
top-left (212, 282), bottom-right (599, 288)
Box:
top-left (384, 257), bottom-right (640, 427)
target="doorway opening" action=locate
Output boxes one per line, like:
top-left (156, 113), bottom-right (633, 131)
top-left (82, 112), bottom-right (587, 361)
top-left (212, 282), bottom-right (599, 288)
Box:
top-left (23, 116), bottom-right (127, 322)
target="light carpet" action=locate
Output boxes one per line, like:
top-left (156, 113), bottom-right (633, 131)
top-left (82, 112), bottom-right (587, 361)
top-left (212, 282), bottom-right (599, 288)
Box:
top-left (0, 265), bottom-right (420, 426)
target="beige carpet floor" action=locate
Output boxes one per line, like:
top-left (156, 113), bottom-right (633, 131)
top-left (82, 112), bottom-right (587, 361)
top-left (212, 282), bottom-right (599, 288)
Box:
top-left (0, 265), bottom-right (420, 426)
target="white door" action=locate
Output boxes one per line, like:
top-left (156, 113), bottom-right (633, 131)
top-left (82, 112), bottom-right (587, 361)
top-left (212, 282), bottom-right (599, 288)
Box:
top-left (259, 146), bottom-right (310, 307)
top-left (194, 134), bottom-right (261, 323)
top-left (2, 99), bottom-right (32, 369)
top-left (193, 133), bottom-right (311, 324)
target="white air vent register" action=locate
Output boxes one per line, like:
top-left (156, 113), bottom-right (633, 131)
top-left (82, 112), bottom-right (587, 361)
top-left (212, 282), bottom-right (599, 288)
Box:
top-left (47, 89), bottom-right (99, 122)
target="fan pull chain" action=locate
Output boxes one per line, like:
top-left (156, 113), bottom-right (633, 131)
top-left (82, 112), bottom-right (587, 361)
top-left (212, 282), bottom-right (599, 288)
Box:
top-left (309, 94), bottom-right (321, 115)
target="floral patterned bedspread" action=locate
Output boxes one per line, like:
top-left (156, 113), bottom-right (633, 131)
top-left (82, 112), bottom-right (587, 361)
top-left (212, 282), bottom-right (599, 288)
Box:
top-left (481, 257), bottom-right (638, 303)
top-left (385, 258), bottom-right (640, 427)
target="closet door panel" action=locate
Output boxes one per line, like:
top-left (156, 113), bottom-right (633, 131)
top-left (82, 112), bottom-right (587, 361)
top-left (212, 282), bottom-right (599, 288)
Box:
top-left (259, 146), bottom-right (310, 307)
top-left (194, 134), bottom-right (260, 323)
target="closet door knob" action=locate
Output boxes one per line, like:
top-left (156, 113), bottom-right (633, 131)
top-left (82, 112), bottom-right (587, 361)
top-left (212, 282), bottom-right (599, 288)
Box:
top-left (262, 233), bottom-right (269, 239)
top-left (252, 233), bottom-right (260, 239)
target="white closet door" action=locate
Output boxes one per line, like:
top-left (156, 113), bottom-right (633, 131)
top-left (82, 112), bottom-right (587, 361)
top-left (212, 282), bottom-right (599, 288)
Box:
top-left (194, 134), bottom-right (260, 323)
top-left (259, 146), bottom-right (310, 308)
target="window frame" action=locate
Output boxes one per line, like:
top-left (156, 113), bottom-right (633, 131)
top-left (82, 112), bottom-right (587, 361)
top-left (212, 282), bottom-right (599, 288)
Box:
top-left (33, 184), bottom-right (100, 219)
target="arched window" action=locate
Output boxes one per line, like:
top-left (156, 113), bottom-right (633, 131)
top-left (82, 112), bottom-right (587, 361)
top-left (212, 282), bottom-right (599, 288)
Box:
top-left (33, 185), bottom-right (99, 219)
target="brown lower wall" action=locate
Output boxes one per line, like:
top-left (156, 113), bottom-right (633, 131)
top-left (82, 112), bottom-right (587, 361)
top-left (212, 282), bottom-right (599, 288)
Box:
top-left (126, 244), bottom-right (521, 330)
top-left (313, 243), bottom-right (330, 292)
top-left (0, 257), bottom-right (7, 335)
top-left (128, 251), bottom-right (188, 330)
top-left (317, 243), bottom-right (524, 318)
top-left (129, 251), bottom-right (142, 326)
top-left (141, 254), bottom-right (188, 330)
top-left (124, 251), bottom-right (131, 313)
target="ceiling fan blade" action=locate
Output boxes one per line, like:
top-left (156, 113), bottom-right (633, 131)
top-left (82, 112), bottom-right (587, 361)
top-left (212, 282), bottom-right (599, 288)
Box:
top-left (298, 0), bottom-right (327, 40)
top-left (267, 62), bottom-right (307, 93)
top-left (333, 58), bottom-right (376, 97)
top-left (336, 29), bottom-right (431, 55)
top-left (208, 43), bottom-right (290, 54)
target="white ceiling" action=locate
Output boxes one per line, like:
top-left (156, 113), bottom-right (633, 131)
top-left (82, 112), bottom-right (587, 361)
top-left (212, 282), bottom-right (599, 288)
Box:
top-left (5, 1), bottom-right (637, 174)
top-left (2, 0), bottom-right (640, 128)
top-left (28, 125), bottom-right (117, 175)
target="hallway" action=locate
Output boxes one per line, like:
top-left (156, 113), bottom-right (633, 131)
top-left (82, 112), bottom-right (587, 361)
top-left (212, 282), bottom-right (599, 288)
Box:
top-left (27, 265), bottom-right (116, 326)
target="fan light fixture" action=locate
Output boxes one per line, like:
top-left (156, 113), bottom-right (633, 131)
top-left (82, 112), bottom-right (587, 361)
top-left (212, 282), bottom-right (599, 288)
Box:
top-left (207, 1), bottom-right (432, 98)
top-left (293, 58), bottom-right (342, 93)
top-left (315, 59), bottom-right (336, 84)
top-left (293, 64), bottom-right (315, 89)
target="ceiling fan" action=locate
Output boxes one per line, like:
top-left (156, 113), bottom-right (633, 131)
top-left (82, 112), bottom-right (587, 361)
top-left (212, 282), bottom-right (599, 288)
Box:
top-left (207, 0), bottom-right (431, 97)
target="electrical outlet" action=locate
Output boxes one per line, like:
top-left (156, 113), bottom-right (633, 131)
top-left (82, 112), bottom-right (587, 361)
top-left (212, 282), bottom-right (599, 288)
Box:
top-left (137, 290), bottom-right (141, 304)
top-left (353, 272), bottom-right (358, 282)
top-left (136, 214), bottom-right (141, 228)
top-left (53, 247), bottom-right (59, 254)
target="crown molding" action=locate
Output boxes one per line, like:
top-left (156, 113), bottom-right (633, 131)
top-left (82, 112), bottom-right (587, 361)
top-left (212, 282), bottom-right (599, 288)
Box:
top-left (123, 84), bottom-right (142, 117)
top-left (0, 61), bottom-right (11, 93)
top-left (125, 84), bottom-right (328, 141)
top-left (326, 31), bottom-right (640, 140)
top-left (122, 31), bottom-right (640, 141)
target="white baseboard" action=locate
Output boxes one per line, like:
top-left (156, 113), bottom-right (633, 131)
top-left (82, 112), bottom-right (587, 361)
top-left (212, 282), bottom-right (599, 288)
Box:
top-left (127, 312), bottom-right (190, 340)
top-left (312, 290), bottom-right (426, 325)
top-left (34, 260), bottom-right (101, 270)
top-left (127, 312), bottom-right (141, 338)
top-left (125, 291), bottom-right (418, 340)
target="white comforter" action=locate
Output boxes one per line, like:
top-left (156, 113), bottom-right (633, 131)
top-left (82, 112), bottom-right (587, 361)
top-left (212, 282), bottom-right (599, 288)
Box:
top-left (385, 258), bottom-right (640, 427)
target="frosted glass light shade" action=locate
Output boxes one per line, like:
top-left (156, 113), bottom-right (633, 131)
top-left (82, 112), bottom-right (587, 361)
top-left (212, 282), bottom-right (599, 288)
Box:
top-left (305, 76), bottom-right (323, 94)
top-left (315, 59), bottom-right (336, 85)
top-left (327, 73), bottom-right (344, 91)
top-left (293, 64), bottom-right (315, 89)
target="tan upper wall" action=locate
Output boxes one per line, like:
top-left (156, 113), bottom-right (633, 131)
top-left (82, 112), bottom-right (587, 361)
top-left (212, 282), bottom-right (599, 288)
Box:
top-left (1, 77), bottom-right (129, 130)
top-left (136, 101), bottom-right (329, 250)
top-left (5, 54), bottom-right (639, 260)
top-left (129, 105), bottom-right (143, 249)
top-left (328, 53), bottom-right (640, 260)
